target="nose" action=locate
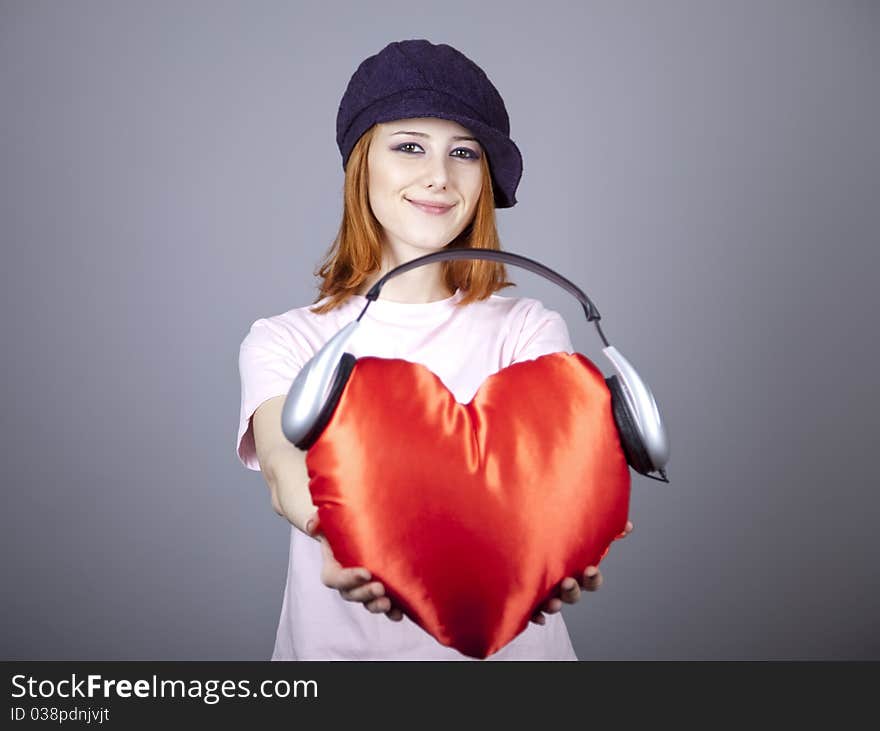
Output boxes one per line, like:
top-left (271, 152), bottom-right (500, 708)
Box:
top-left (420, 154), bottom-right (451, 192)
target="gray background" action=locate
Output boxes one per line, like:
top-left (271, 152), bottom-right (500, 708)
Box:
top-left (2, 0), bottom-right (877, 660)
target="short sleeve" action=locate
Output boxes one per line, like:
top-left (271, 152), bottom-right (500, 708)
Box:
top-left (509, 300), bottom-right (575, 365)
top-left (236, 318), bottom-right (309, 471)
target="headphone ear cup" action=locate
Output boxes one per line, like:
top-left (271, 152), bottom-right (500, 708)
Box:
top-left (606, 375), bottom-right (655, 477)
top-left (296, 353), bottom-right (358, 450)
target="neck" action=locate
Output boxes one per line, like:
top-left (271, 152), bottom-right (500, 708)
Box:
top-left (356, 248), bottom-right (455, 304)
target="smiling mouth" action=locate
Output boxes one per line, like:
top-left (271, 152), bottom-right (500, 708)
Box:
top-left (406, 198), bottom-right (454, 215)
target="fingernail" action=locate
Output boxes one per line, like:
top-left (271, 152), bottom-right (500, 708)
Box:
top-left (586, 567), bottom-right (598, 577)
top-left (305, 519), bottom-right (314, 533)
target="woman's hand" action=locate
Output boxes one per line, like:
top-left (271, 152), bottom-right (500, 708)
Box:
top-left (530, 520), bottom-right (634, 626)
top-left (305, 512), bottom-right (404, 622)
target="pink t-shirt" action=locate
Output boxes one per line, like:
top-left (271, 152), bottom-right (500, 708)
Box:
top-left (236, 287), bottom-right (579, 660)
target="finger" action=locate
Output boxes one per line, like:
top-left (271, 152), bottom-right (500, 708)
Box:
top-left (542, 597), bottom-right (563, 614)
top-left (581, 566), bottom-right (603, 591)
top-left (324, 566), bottom-right (372, 591)
top-left (305, 513), bottom-right (321, 537)
top-left (530, 612), bottom-right (546, 625)
top-left (625, 520), bottom-right (634, 535)
top-left (365, 596), bottom-right (392, 614)
top-left (386, 607), bottom-right (404, 622)
top-left (340, 581), bottom-right (385, 603)
top-left (560, 577), bottom-right (582, 604)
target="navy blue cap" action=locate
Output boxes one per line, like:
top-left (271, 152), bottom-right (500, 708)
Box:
top-left (336, 39), bottom-right (523, 209)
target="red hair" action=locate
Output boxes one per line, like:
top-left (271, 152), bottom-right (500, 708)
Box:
top-left (309, 124), bottom-right (515, 314)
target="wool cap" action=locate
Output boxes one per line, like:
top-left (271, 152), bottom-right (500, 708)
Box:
top-left (336, 39), bottom-right (523, 209)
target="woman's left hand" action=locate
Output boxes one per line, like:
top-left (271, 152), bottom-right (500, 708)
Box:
top-left (529, 520), bottom-right (634, 626)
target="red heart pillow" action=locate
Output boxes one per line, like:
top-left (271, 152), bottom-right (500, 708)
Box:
top-left (306, 351), bottom-right (631, 659)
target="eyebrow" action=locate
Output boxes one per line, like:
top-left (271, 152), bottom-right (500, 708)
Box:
top-left (390, 130), bottom-right (480, 143)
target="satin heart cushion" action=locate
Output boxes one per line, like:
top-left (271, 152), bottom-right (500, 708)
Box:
top-left (305, 351), bottom-right (631, 659)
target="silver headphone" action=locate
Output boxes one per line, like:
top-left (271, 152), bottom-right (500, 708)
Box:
top-left (282, 248), bottom-right (670, 483)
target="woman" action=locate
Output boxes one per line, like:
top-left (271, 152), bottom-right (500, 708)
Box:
top-left (236, 39), bottom-right (632, 660)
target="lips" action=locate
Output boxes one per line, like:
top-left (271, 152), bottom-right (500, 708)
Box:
top-left (407, 198), bottom-right (454, 215)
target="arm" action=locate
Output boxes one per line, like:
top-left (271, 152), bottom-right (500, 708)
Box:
top-left (252, 394), bottom-right (315, 534)
top-left (252, 394), bottom-right (404, 621)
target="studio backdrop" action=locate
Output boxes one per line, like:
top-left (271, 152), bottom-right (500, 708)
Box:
top-left (1, 0), bottom-right (878, 660)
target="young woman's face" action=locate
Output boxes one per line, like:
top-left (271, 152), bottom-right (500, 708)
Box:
top-left (367, 117), bottom-right (484, 254)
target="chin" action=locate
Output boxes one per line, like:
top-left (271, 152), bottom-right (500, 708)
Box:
top-left (404, 236), bottom-right (454, 251)
top-left (416, 242), bottom-right (454, 253)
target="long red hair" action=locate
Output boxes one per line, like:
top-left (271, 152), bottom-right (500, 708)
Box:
top-left (309, 125), bottom-right (516, 314)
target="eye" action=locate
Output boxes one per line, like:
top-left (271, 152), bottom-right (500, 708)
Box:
top-left (394, 142), bottom-right (481, 160)
top-left (452, 147), bottom-right (481, 160)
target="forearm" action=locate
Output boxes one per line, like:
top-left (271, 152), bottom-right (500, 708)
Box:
top-left (264, 444), bottom-right (317, 536)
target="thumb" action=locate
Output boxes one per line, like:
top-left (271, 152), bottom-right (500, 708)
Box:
top-left (615, 520), bottom-right (634, 540)
top-left (305, 511), bottom-right (321, 536)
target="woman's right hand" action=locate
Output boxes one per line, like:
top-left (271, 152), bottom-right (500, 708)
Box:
top-left (305, 512), bottom-right (403, 622)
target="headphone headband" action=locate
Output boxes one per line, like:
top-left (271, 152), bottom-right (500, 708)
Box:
top-left (283, 246), bottom-right (670, 482)
top-left (359, 247), bottom-right (609, 347)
